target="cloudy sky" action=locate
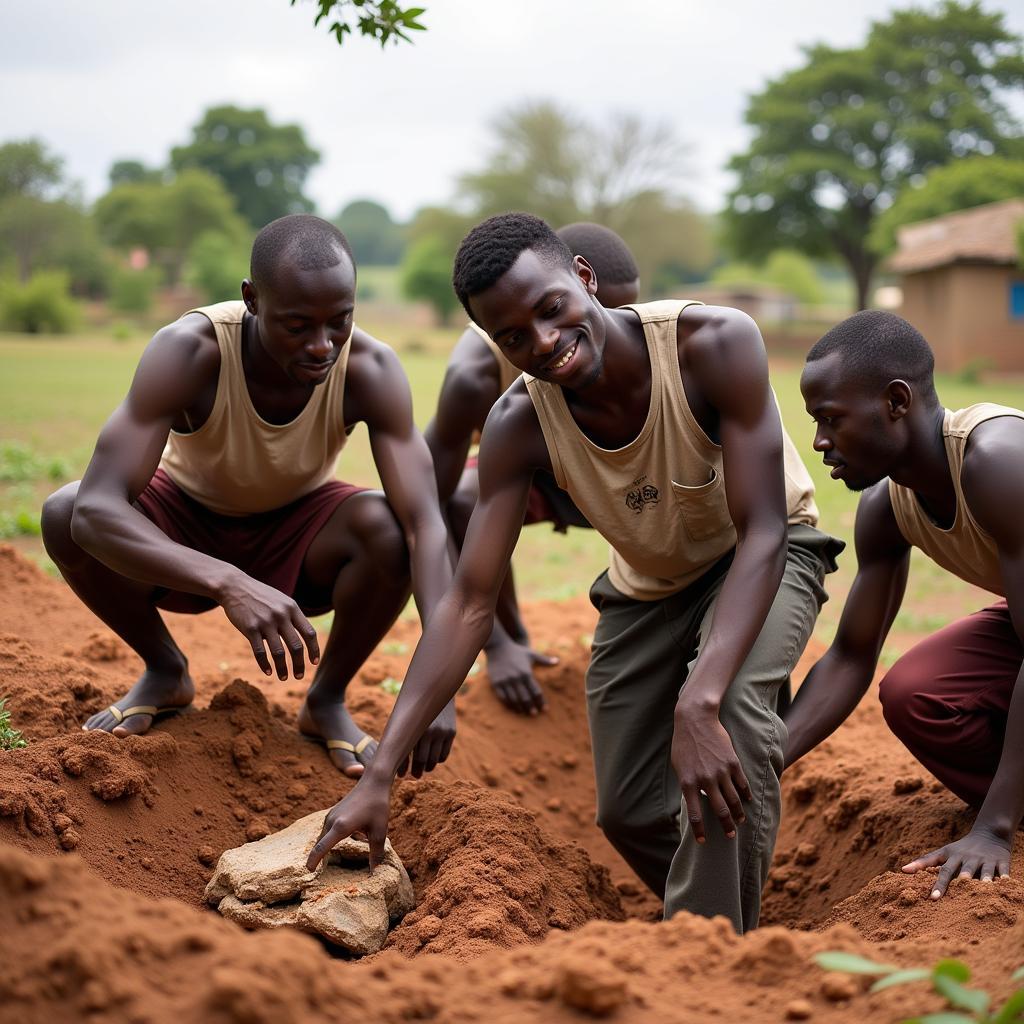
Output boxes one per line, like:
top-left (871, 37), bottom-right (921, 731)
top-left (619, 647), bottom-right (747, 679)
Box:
top-left (2, 0), bottom-right (1022, 221)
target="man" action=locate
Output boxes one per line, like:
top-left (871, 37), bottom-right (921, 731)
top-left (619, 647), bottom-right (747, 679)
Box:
top-left (425, 222), bottom-right (639, 714)
top-left (786, 309), bottom-right (1024, 898)
top-left (307, 213), bottom-right (841, 933)
top-left (41, 214), bottom-right (455, 779)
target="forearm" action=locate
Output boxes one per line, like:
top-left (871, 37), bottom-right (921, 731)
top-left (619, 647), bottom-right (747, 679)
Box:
top-left (782, 650), bottom-right (876, 767)
top-left (71, 493), bottom-right (237, 599)
top-left (369, 589), bottom-right (493, 777)
top-left (406, 514), bottom-right (456, 622)
top-left (679, 527), bottom-right (786, 710)
top-left (974, 664), bottom-right (1024, 838)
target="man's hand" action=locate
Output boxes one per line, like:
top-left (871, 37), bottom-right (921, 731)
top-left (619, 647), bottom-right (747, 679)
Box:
top-left (485, 639), bottom-right (555, 715)
top-left (396, 699), bottom-right (456, 779)
top-left (902, 825), bottom-right (1013, 898)
top-left (306, 772), bottom-right (393, 871)
top-left (218, 573), bottom-right (320, 680)
top-left (671, 702), bottom-right (752, 843)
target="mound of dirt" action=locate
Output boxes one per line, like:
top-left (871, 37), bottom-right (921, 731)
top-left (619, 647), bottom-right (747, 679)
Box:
top-left (1, 543), bottom-right (1023, 1023)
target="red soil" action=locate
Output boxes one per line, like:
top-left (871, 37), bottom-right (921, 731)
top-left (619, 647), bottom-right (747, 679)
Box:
top-left (0, 544), bottom-right (1021, 1022)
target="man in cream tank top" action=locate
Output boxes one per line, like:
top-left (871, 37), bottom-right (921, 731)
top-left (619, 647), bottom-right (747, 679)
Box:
top-left (789, 310), bottom-right (1024, 901)
top-left (301, 213), bottom-right (844, 934)
top-left (40, 215), bottom-right (456, 780)
top-left (426, 223), bottom-right (639, 716)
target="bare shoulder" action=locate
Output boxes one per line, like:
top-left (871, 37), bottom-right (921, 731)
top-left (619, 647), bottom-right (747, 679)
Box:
top-left (676, 304), bottom-right (768, 384)
top-left (478, 378), bottom-right (550, 476)
top-left (443, 327), bottom-right (502, 400)
top-left (854, 480), bottom-right (908, 559)
top-left (130, 312), bottom-right (220, 411)
top-left (961, 415), bottom-right (1024, 541)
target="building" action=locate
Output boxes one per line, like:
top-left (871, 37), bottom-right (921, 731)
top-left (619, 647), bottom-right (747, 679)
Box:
top-left (889, 198), bottom-right (1024, 372)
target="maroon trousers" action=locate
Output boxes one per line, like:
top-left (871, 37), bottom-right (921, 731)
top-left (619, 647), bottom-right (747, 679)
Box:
top-left (878, 601), bottom-right (1021, 807)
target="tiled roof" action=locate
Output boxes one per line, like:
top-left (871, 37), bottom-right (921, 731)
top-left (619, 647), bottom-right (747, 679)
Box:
top-left (888, 198), bottom-right (1024, 274)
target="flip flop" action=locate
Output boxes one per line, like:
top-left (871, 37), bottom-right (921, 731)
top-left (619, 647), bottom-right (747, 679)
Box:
top-left (326, 736), bottom-right (374, 756)
top-left (92, 704), bottom-right (182, 729)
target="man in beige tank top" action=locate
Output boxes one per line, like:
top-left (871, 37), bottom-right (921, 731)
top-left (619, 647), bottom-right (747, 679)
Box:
top-left (788, 310), bottom-right (1024, 900)
top-left (303, 214), bottom-right (843, 934)
top-left (41, 215), bottom-right (456, 779)
top-left (426, 223), bottom-right (639, 716)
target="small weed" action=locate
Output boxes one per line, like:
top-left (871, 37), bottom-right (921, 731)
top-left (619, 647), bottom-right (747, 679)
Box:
top-left (0, 442), bottom-right (68, 483)
top-left (381, 641), bottom-right (409, 655)
top-left (0, 507), bottom-right (41, 539)
top-left (0, 697), bottom-right (27, 751)
top-left (815, 952), bottom-right (1024, 1023)
top-left (379, 676), bottom-right (403, 696)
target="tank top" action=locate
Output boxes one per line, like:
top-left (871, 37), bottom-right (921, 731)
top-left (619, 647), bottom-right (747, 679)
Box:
top-left (469, 321), bottom-right (522, 394)
top-left (888, 404), bottom-right (1024, 596)
top-left (160, 301), bottom-right (351, 516)
top-left (524, 300), bottom-right (818, 601)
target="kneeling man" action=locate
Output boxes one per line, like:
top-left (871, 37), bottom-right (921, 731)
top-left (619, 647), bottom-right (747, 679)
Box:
top-left (788, 310), bottom-right (1024, 897)
top-left (42, 215), bottom-right (454, 778)
top-left (307, 213), bottom-right (842, 933)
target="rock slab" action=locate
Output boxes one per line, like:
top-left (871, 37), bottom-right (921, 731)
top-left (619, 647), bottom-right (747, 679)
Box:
top-left (206, 808), bottom-right (415, 955)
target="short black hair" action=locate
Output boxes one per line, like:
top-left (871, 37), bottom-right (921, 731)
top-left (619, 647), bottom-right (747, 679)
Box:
top-left (452, 212), bottom-right (573, 318)
top-left (556, 222), bottom-right (638, 285)
top-left (807, 310), bottom-right (937, 404)
top-left (250, 214), bottom-right (355, 290)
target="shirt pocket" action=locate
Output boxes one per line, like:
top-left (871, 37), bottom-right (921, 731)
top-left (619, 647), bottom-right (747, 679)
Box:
top-left (671, 468), bottom-right (733, 541)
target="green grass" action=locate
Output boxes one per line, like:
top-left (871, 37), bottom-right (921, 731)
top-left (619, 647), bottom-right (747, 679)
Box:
top-left (2, 317), bottom-right (1022, 650)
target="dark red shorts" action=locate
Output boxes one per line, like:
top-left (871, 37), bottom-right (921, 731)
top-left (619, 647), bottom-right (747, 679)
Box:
top-left (135, 469), bottom-right (366, 616)
top-left (464, 458), bottom-right (591, 533)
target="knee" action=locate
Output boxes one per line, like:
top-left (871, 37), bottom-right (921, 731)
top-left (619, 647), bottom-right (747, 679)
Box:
top-left (595, 791), bottom-right (662, 845)
top-left (445, 484), bottom-right (476, 535)
top-left (878, 660), bottom-right (921, 739)
top-left (352, 496), bottom-right (410, 582)
top-left (40, 482), bottom-right (80, 563)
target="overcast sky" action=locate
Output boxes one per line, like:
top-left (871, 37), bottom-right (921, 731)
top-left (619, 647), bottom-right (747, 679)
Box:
top-left (2, 0), bottom-right (1022, 222)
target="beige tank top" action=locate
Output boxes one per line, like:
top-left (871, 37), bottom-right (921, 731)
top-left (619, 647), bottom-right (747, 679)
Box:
top-left (888, 404), bottom-right (1024, 596)
top-left (469, 321), bottom-right (522, 394)
top-left (160, 301), bottom-right (351, 517)
top-left (524, 300), bottom-right (818, 601)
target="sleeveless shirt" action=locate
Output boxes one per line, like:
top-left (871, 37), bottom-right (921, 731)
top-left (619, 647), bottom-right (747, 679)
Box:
top-left (524, 299), bottom-right (818, 601)
top-left (888, 404), bottom-right (1024, 596)
top-left (159, 301), bottom-right (351, 517)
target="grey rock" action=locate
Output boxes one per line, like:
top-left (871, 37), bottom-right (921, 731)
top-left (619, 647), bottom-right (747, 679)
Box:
top-left (206, 808), bottom-right (415, 955)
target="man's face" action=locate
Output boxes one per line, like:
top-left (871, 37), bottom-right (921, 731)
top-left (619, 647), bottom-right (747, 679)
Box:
top-left (243, 254), bottom-right (356, 387)
top-left (469, 249), bottom-right (605, 388)
top-left (800, 352), bottom-right (901, 492)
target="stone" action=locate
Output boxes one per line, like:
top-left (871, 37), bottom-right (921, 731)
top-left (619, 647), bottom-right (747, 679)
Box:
top-left (206, 808), bottom-right (415, 956)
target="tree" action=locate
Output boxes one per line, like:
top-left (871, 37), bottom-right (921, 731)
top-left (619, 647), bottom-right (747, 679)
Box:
top-left (0, 139), bottom-right (64, 202)
top-left (292, 0), bottom-right (426, 47)
top-left (459, 102), bottom-right (713, 293)
top-left (187, 231), bottom-right (251, 303)
top-left (400, 235), bottom-right (459, 323)
top-left (871, 156), bottom-right (1024, 253)
top-left (94, 169), bottom-right (249, 283)
top-left (108, 160), bottom-right (164, 188)
top-left (170, 106), bottom-right (320, 228)
top-left (711, 250), bottom-right (825, 306)
top-left (724, 1), bottom-right (1024, 310)
top-left (336, 199), bottom-right (405, 265)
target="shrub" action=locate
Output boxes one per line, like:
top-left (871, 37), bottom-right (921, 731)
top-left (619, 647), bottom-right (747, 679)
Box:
top-left (186, 231), bottom-right (248, 304)
top-left (0, 270), bottom-right (78, 333)
top-left (110, 266), bottom-right (162, 314)
top-left (0, 697), bottom-right (27, 751)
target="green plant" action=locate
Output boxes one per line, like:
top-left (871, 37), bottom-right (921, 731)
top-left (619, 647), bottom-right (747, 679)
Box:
top-left (0, 270), bottom-right (78, 333)
top-left (815, 952), bottom-right (1024, 1023)
top-left (110, 266), bottom-right (161, 315)
top-left (379, 676), bottom-right (403, 696)
top-left (0, 442), bottom-right (67, 483)
top-left (0, 697), bottom-right (27, 750)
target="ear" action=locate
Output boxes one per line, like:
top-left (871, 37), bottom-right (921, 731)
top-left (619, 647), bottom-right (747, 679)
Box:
top-left (240, 279), bottom-right (257, 314)
top-left (886, 379), bottom-right (913, 420)
top-left (574, 255), bottom-right (599, 298)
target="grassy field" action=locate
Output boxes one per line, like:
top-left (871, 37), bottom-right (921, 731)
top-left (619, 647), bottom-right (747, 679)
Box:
top-left (2, 315), bottom-right (1022, 660)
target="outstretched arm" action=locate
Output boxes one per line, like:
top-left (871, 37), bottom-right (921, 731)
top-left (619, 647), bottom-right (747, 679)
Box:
top-left (783, 481), bottom-right (910, 766)
top-left (307, 391), bottom-right (547, 869)
top-left (903, 419), bottom-right (1024, 896)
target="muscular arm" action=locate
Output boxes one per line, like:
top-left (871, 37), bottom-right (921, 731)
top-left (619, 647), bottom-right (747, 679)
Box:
top-left (423, 328), bottom-right (501, 503)
top-left (783, 482), bottom-right (911, 767)
top-left (307, 390), bottom-right (549, 867)
top-left (346, 334), bottom-right (453, 620)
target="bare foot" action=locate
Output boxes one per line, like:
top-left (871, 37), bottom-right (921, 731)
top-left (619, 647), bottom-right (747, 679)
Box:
top-left (83, 666), bottom-right (195, 737)
top-left (297, 699), bottom-right (378, 778)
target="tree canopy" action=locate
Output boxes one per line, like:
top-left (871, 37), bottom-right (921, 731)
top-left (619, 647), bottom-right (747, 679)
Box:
top-left (292, 0), bottom-right (426, 47)
top-left (336, 199), bottom-right (405, 265)
top-left (170, 106), bottom-right (320, 228)
top-left (724, 0), bottom-right (1024, 309)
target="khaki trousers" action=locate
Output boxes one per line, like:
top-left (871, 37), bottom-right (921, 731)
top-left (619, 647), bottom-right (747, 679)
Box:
top-left (585, 525), bottom-right (841, 933)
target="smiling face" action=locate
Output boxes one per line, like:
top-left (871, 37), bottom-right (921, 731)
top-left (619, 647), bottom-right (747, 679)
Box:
top-left (800, 351), bottom-right (908, 492)
top-left (241, 252), bottom-right (356, 387)
top-left (468, 249), bottom-right (606, 389)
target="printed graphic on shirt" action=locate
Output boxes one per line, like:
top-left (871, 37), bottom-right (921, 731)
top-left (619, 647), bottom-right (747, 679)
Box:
top-left (625, 475), bottom-right (660, 514)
